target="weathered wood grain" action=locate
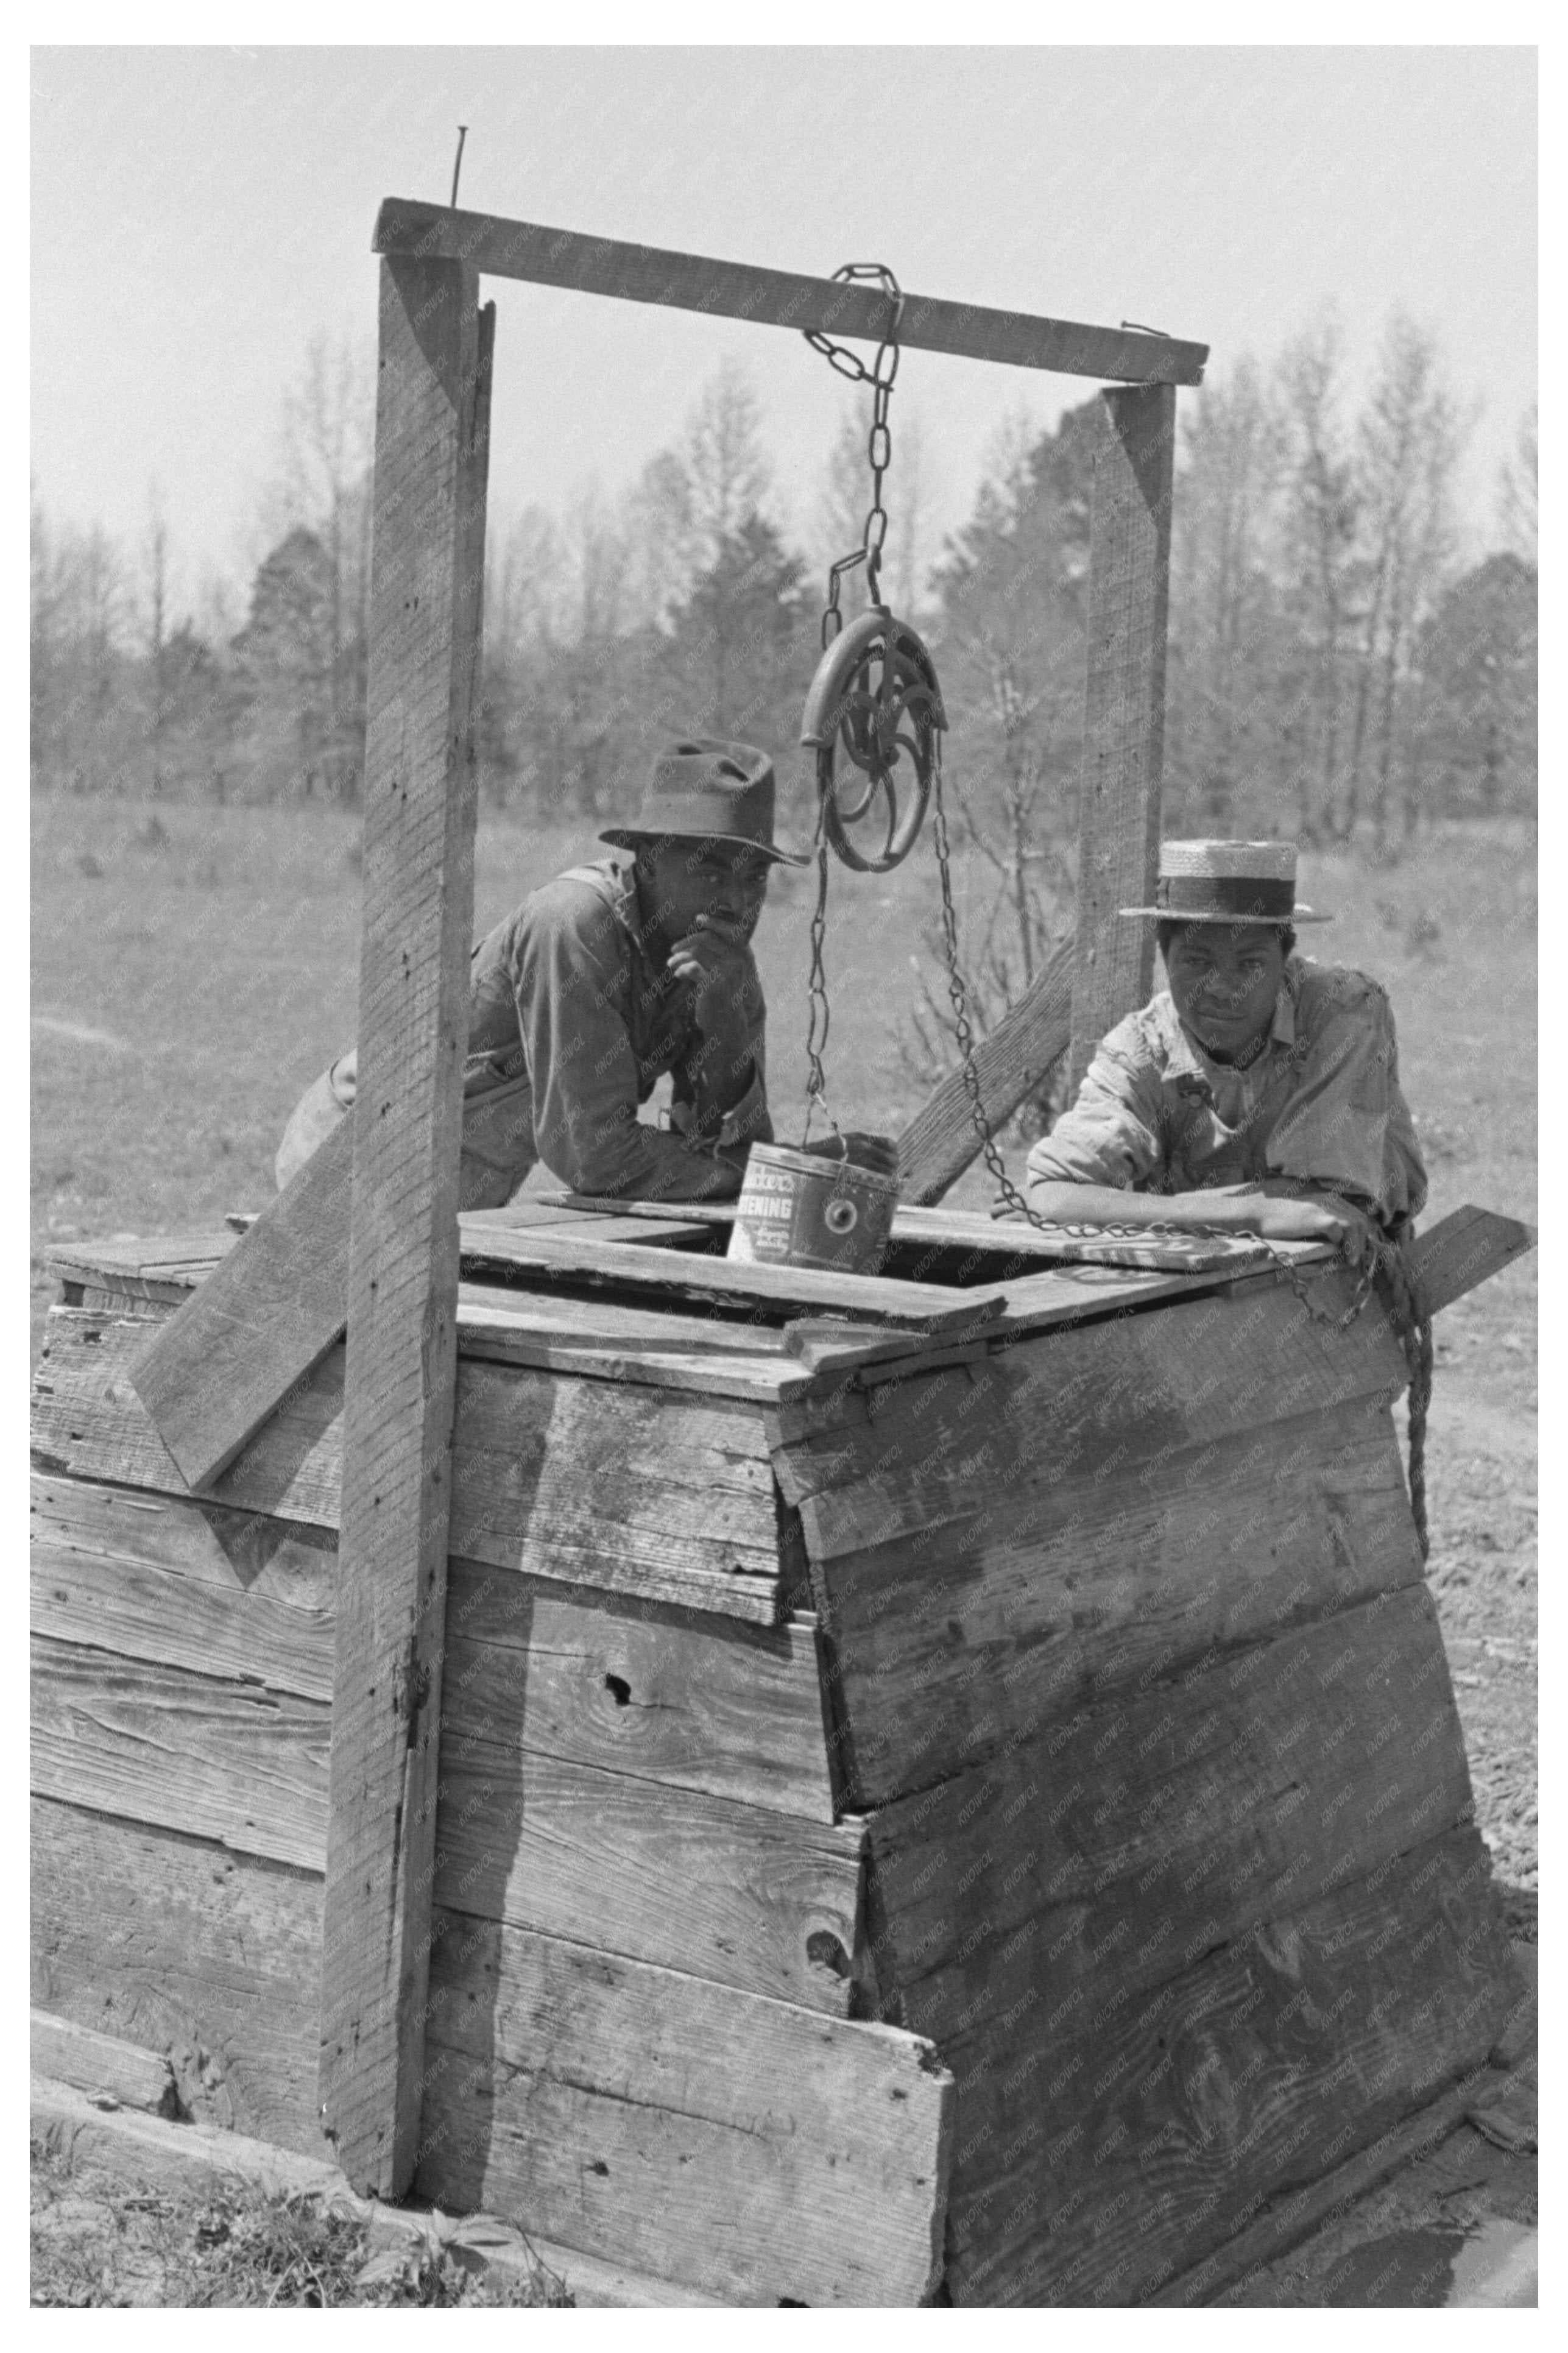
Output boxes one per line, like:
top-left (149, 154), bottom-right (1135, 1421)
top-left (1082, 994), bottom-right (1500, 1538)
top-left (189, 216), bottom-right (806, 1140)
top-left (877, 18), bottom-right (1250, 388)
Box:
top-left (30, 2008), bottom-right (179, 2116)
top-left (867, 1585), bottom-right (1472, 2054)
top-left (30, 1795), bottom-right (327, 2154)
top-left (771, 1264), bottom-right (1409, 1508)
top-left (374, 196), bottom-right (1209, 385)
top-left (320, 262), bottom-right (494, 2199)
top-left (30, 1470), bottom-right (337, 1608)
top-left (32, 1307), bottom-right (347, 1527)
top-left (433, 1739), bottom-right (867, 2015)
top-left (450, 1362), bottom-right (782, 1601)
top-left (33, 1309), bottom-right (786, 1625)
top-left (896, 938), bottom-right (1075, 1206)
top-left (941, 1828), bottom-right (1515, 2306)
top-left (1069, 383), bottom-right (1174, 1095)
top-left (459, 1217), bottom-right (1010, 1333)
top-left (47, 1231), bottom-right (239, 1284)
top-left (444, 1560), bottom-right (836, 1818)
top-left (1407, 1203), bottom-right (1536, 1315)
top-left (32, 1637), bottom-right (330, 1870)
top-left (416, 1909), bottom-right (952, 2305)
top-left (459, 1279), bottom-right (811, 1403)
top-left (32, 1473), bottom-right (335, 1699)
top-left (823, 1400), bottom-right (1424, 1805)
top-left (127, 1119), bottom-right (355, 1491)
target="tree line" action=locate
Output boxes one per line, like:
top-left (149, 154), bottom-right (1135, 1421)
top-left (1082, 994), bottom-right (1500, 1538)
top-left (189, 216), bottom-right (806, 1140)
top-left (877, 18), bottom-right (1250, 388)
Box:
top-left (32, 313), bottom-right (1536, 897)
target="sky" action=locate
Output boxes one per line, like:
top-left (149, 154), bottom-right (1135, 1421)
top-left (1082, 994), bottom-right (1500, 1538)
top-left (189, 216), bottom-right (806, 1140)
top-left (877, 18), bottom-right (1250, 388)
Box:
top-left (30, 43), bottom-right (1538, 623)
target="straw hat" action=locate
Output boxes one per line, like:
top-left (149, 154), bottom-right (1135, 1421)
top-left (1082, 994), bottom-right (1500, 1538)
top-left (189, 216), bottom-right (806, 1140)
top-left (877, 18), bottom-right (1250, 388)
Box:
top-left (601, 738), bottom-right (810, 867)
top-left (1120, 840), bottom-right (1330, 924)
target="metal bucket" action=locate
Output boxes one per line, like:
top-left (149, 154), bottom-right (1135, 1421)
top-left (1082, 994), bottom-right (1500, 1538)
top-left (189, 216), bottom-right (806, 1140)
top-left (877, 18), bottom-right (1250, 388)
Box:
top-left (727, 1141), bottom-right (900, 1276)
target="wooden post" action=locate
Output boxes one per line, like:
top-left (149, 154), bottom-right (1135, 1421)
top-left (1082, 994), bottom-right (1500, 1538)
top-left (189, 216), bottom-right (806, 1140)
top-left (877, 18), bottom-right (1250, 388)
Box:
top-left (1068, 383), bottom-right (1176, 1097)
top-left (318, 256), bottom-right (493, 2197)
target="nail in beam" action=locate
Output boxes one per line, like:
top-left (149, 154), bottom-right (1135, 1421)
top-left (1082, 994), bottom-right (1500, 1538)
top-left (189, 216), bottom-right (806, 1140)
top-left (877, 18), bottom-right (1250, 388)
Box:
top-left (373, 198), bottom-right (1208, 388)
top-left (318, 256), bottom-right (495, 2198)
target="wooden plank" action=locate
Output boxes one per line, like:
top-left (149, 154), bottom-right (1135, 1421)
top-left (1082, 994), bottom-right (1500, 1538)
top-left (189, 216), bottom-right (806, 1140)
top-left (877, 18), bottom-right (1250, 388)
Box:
top-left (32, 1473), bottom-right (335, 1699)
top-left (127, 1117), bottom-right (355, 1491)
top-left (417, 1911), bottom-right (952, 2305)
top-left (459, 1216), bottom-right (1009, 1332)
top-left (31, 1312), bottom-right (786, 1626)
top-left (320, 260), bottom-right (493, 2199)
top-left (30, 1471), bottom-right (336, 1612)
top-left (772, 1260), bottom-right (1407, 1509)
top-left (867, 1585), bottom-right (1471, 2054)
top-left (896, 936), bottom-right (1075, 1206)
top-left (1152, 2072), bottom-right (1506, 2307)
top-left (47, 1231), bottom-right (238, 1284)
top-left (796, 1400), bottom-right (1424, 1805)
top-left (445, 1560), bottom-right (838, 1819)
top-left (374, 196), bottom-right (1209, 386)
top-left (1408, 1203), bottom-right (1536, 1315)
top-left (448, 1365), bottom-right (785, 1618)
top-left (30, 2008), bottom-right (178, 2117)
top-left (459, 1281), bottom-right (812, 1404)
top-left (942, 1827), bottom-right (1515, 2305)
top-left (32, 1307), bottom-right (347, 1527)
top-left (31, 1636), bottom-right (330, 1871)
top-left (462, 1276), bottom-right (791, 1352)
top-left (27, 2067), bottom-right (730, 2308)
top-left (30, 1794), bottom-right (327, 2154)
top-left (433, 1739), bottom-right (868, 2015)
top-left (1068, 383), bottom-right (1175, 1096)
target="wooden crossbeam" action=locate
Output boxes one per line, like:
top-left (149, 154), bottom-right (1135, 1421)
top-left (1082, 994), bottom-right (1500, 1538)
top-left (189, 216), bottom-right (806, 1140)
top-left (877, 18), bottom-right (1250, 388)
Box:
top-left (373, 198), bottom-right (1208, 387)
top-left (317, 257), bottom-right (495, 2200)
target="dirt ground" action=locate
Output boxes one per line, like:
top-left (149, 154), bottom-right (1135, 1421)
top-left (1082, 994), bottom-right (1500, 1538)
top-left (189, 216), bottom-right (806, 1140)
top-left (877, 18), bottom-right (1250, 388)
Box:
top-left (29, 798), bottom-right (1538, 2304)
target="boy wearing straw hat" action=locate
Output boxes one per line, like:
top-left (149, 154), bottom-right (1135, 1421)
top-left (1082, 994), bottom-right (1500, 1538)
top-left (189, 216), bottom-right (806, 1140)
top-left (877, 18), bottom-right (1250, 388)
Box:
top-left (1025, 841), bottom-right (1426, 1246)
top-left (277, 738), bottom-right (872, 1209)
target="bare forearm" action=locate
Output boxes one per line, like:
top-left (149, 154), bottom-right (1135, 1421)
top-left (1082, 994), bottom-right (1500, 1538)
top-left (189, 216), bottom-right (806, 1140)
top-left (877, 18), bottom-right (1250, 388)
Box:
top-left (1024, 1181), bottom-right (1264, 1230)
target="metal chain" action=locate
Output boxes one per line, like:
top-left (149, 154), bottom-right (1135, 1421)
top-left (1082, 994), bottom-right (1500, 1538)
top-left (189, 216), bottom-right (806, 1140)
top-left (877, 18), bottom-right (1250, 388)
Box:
top-left (931, 746), bottom-right (1053, 1223)
top-left (799, 261), bottom-right (906, 1119)
top-left (805, 264), bottom-right (905, 635)
top-left (801, 794), bottom-right (839, 1147)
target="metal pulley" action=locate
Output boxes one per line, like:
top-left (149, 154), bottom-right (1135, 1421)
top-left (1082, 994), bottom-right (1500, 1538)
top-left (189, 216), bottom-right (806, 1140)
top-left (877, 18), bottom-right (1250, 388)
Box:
top-left (800, 606), bottom-right (946, 873)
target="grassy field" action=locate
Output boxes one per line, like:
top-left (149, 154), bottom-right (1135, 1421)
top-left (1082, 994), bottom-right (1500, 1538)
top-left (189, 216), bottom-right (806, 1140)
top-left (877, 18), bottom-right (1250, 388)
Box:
top-left (30, 792), bottom-right (1538, 1903)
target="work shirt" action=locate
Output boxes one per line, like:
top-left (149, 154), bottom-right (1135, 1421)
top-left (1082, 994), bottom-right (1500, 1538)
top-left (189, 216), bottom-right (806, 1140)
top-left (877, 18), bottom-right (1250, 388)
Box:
top-left (275, 858), bottom-right (771, 1208)
top-left (1025, 957), bottom-right (1427, 1234)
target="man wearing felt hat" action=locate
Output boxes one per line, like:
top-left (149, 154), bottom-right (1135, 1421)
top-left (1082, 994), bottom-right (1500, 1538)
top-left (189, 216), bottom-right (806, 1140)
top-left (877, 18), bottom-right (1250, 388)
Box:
top-left (1025, 840), bottom-right (1427, 1245)
top-left (277, 737), bottom-right (836, 1206)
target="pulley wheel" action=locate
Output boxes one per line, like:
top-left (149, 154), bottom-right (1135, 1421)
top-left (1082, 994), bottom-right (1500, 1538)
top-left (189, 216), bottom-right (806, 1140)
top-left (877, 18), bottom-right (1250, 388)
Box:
top-left (799, 607), bottom-right (947, 874)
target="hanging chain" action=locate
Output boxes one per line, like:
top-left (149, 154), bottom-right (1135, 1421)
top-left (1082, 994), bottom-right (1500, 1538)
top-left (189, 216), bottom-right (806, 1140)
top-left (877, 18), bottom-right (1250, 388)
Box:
top-left (930, 748), bottom-right (1042, 1220)
top-left (801, 794), bottom-right (839, 1148)
top-left (799, 262), bottom-right (905, 1125)
top-left (805, 264), bottom-right (905, 637)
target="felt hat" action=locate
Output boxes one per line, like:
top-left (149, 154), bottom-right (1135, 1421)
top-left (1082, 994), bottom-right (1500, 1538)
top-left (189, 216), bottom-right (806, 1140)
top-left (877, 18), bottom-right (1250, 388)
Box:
top-left (1120, 839), bottom-right (1330, 924)
top-left (601, 738), bottom-right (810, 867)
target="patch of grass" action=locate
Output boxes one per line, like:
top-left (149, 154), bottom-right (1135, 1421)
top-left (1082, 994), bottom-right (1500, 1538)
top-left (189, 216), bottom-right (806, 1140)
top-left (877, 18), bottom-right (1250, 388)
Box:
top-left (29, 2139), bottom-right (570, 2309)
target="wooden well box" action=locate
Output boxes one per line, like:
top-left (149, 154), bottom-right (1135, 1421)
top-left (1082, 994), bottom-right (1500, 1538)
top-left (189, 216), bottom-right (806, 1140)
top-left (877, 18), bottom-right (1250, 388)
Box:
top-left (30, 1200), bottom-right (1522, 2305)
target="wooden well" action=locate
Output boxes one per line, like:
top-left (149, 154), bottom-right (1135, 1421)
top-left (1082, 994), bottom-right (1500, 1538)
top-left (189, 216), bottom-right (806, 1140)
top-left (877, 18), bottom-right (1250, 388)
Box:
top-left (30, 1198), bottom-right (1525, 2304)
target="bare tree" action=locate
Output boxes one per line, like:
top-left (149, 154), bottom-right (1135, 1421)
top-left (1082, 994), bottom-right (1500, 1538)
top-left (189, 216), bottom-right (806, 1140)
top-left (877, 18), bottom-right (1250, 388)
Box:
top-left (1496, 401), bottom-right (1538, 564)
top-left (1274, 316), bottom-right (1358, 841)
top-left (143, 485), bottom-right (170, 798)
top-left (1167, 356), bottom-right (1286, 834)
top-left (262, 334), bottom-right (374, 801)
top-left (1348, 315), bottom-right (1467, 849)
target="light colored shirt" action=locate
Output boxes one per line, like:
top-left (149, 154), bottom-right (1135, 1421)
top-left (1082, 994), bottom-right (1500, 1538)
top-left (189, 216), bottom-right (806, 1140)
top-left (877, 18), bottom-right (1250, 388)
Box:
top-left (1025, 956), bottom-right (1427, 1234)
